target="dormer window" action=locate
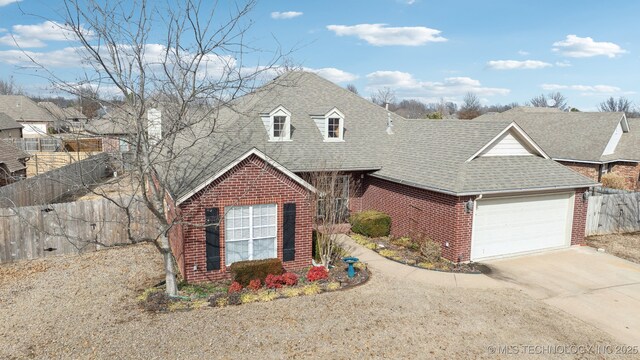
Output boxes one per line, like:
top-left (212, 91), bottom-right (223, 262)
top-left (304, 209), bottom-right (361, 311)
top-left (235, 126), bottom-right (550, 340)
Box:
top-left (322, 108), bottom-right (344, 142)
top-left (327, 117), bottom-right (341, 139)
top-left (261, 106), bottom-right (291, 141)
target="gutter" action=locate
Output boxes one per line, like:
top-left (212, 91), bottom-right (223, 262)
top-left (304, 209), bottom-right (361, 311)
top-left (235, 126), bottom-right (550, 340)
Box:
top-left (553, 158), bottom-right (640, 165)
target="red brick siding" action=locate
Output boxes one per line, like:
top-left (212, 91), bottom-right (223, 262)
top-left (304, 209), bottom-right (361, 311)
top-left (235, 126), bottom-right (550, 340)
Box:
top-left (609, 162), bottom-right (640, 191)
top-left (559, 161), bottom-right (599, 182)
top-left (360, 176), bottom-right (473, 262)
top-left (571, 189), bottom-right (589, 246)
top-left (175, 154), bottom-right (313, 283)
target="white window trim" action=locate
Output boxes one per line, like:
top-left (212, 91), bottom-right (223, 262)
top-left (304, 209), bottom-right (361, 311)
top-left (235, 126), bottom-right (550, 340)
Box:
top-left (268, 106), bottom-right (292, 142)
top-left (225, 204), bottom-right (278, 266)
top-left (324, 108), bottom-right (345, 142)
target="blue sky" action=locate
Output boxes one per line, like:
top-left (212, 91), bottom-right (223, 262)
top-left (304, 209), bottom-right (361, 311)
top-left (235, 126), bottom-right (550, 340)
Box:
top-left (0, 0), bottom-right (638, 110)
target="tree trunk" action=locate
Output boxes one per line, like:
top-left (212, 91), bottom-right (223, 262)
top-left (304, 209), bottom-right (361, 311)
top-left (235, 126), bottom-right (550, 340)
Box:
top-left (159, 234), bottom-right (178, 296)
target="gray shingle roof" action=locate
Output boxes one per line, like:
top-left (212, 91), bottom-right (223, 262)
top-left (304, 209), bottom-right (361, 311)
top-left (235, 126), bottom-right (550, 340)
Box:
top-left (0, 95), bottom-right (55, 123)
top-left (161, 72), bottom-right (597, 200)
top-left (0, 112), bottom-right (22, 131)
top-left (0, 140), bottom-right (30, 172)
top-left (475, 110), bottom-right (625, 162)
top-left (610, 118), bottom-right (640, 161)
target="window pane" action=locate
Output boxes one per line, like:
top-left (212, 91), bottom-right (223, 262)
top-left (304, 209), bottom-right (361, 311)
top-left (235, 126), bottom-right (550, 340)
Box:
top-left (226, 240), bottom-right (249, 264)
top-left (328, 118), bottom-right (340, 138)
top-left (253, 238), bottom-right (275, 260)
top-left (273, 116), bottom-right (285, 138)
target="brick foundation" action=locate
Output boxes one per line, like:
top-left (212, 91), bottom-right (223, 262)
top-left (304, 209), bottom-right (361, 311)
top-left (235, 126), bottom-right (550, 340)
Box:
top-left (171, 154), bottom-right (313, 283)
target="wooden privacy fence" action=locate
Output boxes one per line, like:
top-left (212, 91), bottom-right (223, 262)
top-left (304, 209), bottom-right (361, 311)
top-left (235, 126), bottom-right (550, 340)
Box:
top-left (0, 197), bottom-right (159, 264)
top-left (586, 191), bottom-right (640, 236)
top-left (27, 152), bottom-right (99, 177)
top-left (0, 152), bottom-right (112, 208)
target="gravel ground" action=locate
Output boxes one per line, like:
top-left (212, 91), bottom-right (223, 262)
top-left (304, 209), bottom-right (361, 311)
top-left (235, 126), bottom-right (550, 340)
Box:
top-left (587, 232), bottom-right (640, 264)
top-left (0, 244), bottom-right (630, 359)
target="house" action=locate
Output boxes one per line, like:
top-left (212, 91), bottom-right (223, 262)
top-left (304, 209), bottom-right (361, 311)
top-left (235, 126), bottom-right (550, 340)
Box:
top-left (84, 116), bottom-right (133, 152)
top-left (38, 102), bottom-right (88, 132)
top-left (0, 95), bottom-right (56, 137)
top-left (0, 140), bottom-right (30, 186)
top-left (476, 108), bottom-right (640, 191)
top-left (162, 72), bottom-right (596, 283)
top-left (0, 112), bottom-right (23, 139)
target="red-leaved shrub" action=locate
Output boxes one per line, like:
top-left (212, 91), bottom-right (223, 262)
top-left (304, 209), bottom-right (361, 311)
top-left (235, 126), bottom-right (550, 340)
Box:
top-left (282, 272), bottom-right (298, 286)
top-left (306, 266), bottom-right (328, 282)
top-left (265, 274), bottom-right (284, 289)
top-left (248, 278), bottom-right (262, 291)
top-left (228, 281), bottom-right (243, 294)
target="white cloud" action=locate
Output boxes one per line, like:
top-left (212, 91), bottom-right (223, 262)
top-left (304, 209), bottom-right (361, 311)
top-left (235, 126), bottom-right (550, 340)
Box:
top-left (0, 0), bottom-right (21, 7)
top-left (518, 50), bottom-right (529, 56)
top-left (326, 23), bottom-right (446, 46)
top-left (552, 35), bottom-right (626, 58)
top-left (270, 11), bottom-right (303, 20)
top-left (540, 83), bottom-right (634, 96)
top-left (555, 60), bottom-right (572, 67)
top-left (366, 70), bottom-right (509, 98)
top-left (487, 60), bottom-right (552, 70)
top-left (0, 47), bottom-right (85, 67)
top-left (0, 21), bottom-right (92, 48)
top-left (304, 67), bottom-right (358, 83)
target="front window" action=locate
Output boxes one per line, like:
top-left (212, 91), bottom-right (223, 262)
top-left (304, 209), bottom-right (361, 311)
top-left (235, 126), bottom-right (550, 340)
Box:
top-left (328, 118), bottom-right (340, 139)
top-left (225, 204), bottom-right (277, 265)
top-left (273, 116), bottom-right (286, 138)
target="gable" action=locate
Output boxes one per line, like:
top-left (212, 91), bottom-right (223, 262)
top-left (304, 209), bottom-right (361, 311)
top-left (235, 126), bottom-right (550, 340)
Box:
top-left (477, 130), bottom-right (536, 157)
top-left (602, 121), bottom-right (624, 156)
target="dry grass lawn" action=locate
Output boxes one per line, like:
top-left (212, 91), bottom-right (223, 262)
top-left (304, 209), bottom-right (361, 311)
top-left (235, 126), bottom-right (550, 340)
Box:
top-left (587, 232), bottom-right (640, 264)
top-left (0, 244), bottom-right (627, 359)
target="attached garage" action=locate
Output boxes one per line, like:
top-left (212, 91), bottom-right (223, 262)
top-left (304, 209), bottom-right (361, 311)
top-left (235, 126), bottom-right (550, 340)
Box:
top-left (470, 192), bottom-right (575, 261)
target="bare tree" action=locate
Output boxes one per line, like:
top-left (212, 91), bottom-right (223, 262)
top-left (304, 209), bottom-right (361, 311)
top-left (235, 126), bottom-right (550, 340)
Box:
top-left (14, 0), bottom-right (287, 295)
top-left (394, 99), bottom-right (429, 119)
top-left (598, 97), bottom-right (634, 115)
top-left (457, 92), bottom-right (482, 119)
top-left (303, 170), bottom-right (355, 269)
top-left (0, 77), bottom-right (22, 95)
top-left (529, 92), bottom-right (568, 111)
top-left (370, 87), bottom-right (396, 109)
top-left (345, 83), bottom-right (359, 95)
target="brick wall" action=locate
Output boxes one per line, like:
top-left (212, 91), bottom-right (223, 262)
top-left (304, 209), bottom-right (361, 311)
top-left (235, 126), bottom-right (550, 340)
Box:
top-left (560, 161), bottom-right (599, 182)
top-left (175, 154), bottom-right (313, 283)
top-left (571, 189), bottom-right (589, 246)
top-left (360, 176), bottom-right (473, 262)
top-left (610, 162), bottom-right (640, 191)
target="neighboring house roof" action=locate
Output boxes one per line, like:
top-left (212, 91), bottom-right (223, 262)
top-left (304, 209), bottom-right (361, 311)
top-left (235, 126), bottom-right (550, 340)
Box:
top-left (475, 109), bottom-right (629, 163)
top-left (85, 119), bottom-right (133, 135)
top-left (163, 71), bottom-right (596, 201)
top-left (0, 112), bottom-right (22, 131)
top-left (38, 102), bottom-right (87, 121)
top-left (611, 118), bottom-right (640, 161)
top-left (0, 140), bottom-right (30, 172)
top-left (0, 95), bottom-right (55, 123)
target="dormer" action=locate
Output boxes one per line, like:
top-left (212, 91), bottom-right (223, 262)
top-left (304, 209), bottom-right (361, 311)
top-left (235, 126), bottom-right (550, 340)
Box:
top-left (602, 114), bottom-right (629, 156)
top-left (467, 123), bottom-right (549, 161)
top-left (312, 107), bottom-right (345, 142)
top-left (260, 106), bottom-right (292, 141)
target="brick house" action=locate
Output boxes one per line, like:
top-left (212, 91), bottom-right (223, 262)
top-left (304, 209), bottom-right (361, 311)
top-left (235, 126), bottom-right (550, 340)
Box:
top-left (477, 108), bottom-right (640, 191)
top-left (164, 72), bottom-right (596, 283)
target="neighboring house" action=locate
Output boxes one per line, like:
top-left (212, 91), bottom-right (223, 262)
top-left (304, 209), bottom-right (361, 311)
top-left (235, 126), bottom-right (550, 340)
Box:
top-left (161, 72), bottom-right (596, 283)
top-left (38, 102), bottom-right (88, 132)
top-left (84, 118), bottom-right (133, 152)
top-left (0, 112), bottom-right (23, 139)
top-left (476, 107), bottom-right (640, 191)
top-left (0, 140), bottom-right (30, 186)
top-left (0, 95), bottom-right (55, 138)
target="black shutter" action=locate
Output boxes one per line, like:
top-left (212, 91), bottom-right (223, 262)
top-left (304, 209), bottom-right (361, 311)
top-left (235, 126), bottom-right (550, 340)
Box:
top-left (205, 208), bottom-right (221, 271)
top-left (282, 203), bottom-right (296, 261)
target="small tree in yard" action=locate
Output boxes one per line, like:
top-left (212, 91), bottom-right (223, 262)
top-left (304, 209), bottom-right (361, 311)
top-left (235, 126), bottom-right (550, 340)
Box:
top-left (11, 0), bottom-right (287, 295)
top-left (304, 170), bottom-right (356, 269)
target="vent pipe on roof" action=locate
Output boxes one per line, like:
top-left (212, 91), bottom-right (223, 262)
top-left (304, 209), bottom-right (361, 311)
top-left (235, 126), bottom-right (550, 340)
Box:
top-left (386, 110), bottom-right (394, 135)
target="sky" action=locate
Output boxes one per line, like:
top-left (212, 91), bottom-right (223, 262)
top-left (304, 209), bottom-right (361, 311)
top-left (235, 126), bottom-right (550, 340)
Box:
top-left (0, 0), bottom-right (638, 110)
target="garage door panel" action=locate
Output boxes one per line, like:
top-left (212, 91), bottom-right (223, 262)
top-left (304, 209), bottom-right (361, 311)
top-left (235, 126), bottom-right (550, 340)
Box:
top-left (471, 193), bottom-right (574, 260)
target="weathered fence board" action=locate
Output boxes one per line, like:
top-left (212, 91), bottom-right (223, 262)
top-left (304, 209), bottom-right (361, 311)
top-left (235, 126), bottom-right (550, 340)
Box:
top-left (586, 192), bottom-right (640, 236)
top-left (0, 197), bottom-right (158, 264)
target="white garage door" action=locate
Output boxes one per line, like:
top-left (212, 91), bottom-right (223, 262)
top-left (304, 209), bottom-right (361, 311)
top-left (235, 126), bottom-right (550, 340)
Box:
top-left (471, 192), bottom-right (574, 261)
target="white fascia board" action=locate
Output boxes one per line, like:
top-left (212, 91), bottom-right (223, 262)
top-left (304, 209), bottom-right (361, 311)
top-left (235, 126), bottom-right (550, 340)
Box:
top-left (176, 148), bottom-right (316, 205)
top-left (466, 122), bottom-right (550, 162)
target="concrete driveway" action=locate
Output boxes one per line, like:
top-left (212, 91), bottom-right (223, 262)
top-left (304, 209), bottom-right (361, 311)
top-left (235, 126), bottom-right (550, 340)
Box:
top-left (484, 246), bottom-right (640, 346)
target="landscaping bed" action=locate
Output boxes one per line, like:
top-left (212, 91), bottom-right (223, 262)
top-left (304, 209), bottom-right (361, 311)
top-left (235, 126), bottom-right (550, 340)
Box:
top-left (351, 233), bottom-right (480, 273)
top-left (587, 232), bottom-right (640, 264)
top-left (139, 263), bottom-right (370, 312)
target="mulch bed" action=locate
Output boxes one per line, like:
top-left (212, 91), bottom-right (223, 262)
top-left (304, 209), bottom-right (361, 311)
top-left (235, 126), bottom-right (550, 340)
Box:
top-left (140, 264), bottom-right (370, 312)
top-left (353, 234), bottom-right (481, 274)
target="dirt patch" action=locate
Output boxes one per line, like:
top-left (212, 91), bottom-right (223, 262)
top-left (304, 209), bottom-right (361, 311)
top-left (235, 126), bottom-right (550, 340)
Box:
top-left (0, 243), bottom-right (627, 359)
top-left (587, 232), bottom-right (640, 264)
